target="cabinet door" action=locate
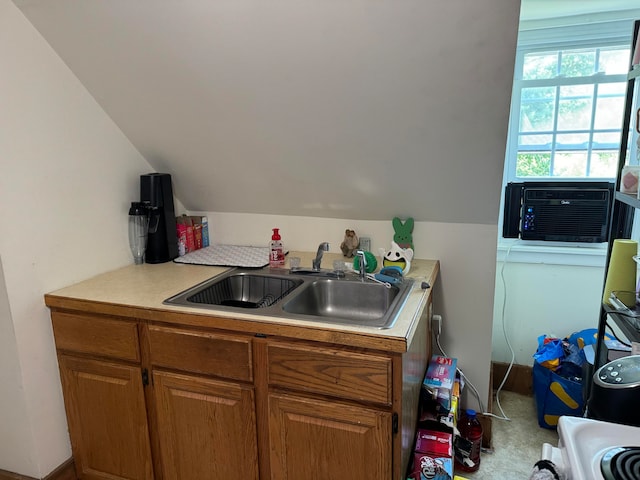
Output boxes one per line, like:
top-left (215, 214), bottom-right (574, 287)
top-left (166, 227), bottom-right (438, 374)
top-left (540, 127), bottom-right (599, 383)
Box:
top-left (58, 355), bottom-right (154, 480)
top-left (269, 393), bottom-right (392, 480)
top-left (153, 370), bottom-right (259, 480)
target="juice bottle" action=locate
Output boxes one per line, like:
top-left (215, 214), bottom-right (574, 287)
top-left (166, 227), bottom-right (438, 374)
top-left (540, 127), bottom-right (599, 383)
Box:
top-left (456, 409), bottom-right (482, 473)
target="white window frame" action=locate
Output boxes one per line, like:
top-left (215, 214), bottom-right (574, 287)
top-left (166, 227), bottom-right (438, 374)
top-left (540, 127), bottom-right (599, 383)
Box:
top-left (504, 32), bottom-right (631, 183)
top-left (498, 18), bottom-right (639, 264)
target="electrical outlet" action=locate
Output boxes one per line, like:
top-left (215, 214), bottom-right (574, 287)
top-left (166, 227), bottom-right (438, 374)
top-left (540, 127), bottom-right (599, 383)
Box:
top-left (360, 237), bottom-right (371, 252)
top-left (431, 314), bottom-right (442, 336)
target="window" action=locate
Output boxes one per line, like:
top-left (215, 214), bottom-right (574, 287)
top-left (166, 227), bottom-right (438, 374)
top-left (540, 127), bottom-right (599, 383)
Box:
top-left (505, 32), bottom-right (632, 182)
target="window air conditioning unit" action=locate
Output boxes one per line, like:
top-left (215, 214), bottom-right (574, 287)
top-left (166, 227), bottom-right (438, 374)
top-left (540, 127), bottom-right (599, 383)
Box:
top-left (503, 182), bottom-right (614, 243)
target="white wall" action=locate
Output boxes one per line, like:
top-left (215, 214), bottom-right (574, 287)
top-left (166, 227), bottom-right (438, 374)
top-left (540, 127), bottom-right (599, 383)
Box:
top-left (492, 247), bottom-right (607, 368)
top-left (0, 1), bottom-right (154, 476)
top-left (0, 257), bottom-right (34, 473)
top-left (0, 0), bottom-right (512, 475)
top-left (196, 212), bottom-right (499, 412)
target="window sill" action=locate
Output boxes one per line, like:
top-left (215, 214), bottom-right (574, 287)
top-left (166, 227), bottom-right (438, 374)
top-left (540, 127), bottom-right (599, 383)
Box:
top-left (497, 239), bottom-right (607, 267)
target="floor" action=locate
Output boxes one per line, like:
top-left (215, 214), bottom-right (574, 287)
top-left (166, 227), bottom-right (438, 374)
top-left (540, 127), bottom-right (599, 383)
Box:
top-left (457, 390), bottom-right (559, 480)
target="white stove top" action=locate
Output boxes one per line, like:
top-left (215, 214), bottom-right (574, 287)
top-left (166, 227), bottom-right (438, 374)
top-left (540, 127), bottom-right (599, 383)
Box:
top-left (542, 416), bottom-right (640, 480)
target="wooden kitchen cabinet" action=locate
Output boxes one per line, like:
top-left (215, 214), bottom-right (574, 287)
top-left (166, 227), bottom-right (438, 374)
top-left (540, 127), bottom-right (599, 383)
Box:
top-left (265, 341), bottom-right (392, 405)
top-left (46, 259), bottom-right (438, 480)
top-left (50, 307), bottom-right (430, 480)
top-left (268, 392), bottom-right (392, 480)
top-left (147, 324), bottom-right (259, 480)
top-left (264, 339), bottom-right (394, 479)
top-left (57, 353), bottom-right (154, 480)
top-left (52, 314), bottom-right (260, 480)
top-left (153, 370), bottom-right (258, 480)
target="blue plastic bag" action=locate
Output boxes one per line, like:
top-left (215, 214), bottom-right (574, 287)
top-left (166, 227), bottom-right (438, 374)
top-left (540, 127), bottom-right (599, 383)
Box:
top-left (533, 335), bottom-right (564, 370)
top-left (567, 328), bottom-right (613, 349)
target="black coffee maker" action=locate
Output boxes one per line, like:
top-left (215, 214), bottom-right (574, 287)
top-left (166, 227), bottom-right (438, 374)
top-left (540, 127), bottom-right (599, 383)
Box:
top-left (140, 173), bottom-right (178, 264)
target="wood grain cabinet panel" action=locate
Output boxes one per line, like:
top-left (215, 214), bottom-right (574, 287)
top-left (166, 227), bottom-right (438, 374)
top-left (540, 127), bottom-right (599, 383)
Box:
top-left (268, 393), bottom-right (392, 480)
top-left (148, 325), bottom-right (252, 381)
top-left (266, 342), bottom-right (392, 405)
top-left (58, 355), bottom-right (153, 480)
top-left (52, 311), bottom-right (139, 362)
top-left (153, 371), bottom-right (259, 480)
top-left (49, 290), bottom-right (433, 480)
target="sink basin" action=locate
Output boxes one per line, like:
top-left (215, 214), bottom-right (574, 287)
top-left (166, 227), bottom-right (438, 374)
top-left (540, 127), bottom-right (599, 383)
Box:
top-left (282, 278), bottom-right (410, 327)
top-left (164, 270), bottom-right (304, 309)
top-left (164, 268), bottom-right (414, 329)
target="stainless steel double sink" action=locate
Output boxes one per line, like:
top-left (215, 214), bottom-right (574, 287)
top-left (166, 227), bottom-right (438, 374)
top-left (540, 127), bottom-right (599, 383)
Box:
top-left (163, 268), bottom-right (414, 329)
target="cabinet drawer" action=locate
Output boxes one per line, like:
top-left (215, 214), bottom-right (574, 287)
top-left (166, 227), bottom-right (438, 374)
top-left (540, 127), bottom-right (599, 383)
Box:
top-left (266, 343), bottom-right (392, 405)
top-left (51, 311), bottom-right (140, 362)
top-left (148, 325), bottom-right (252, 382)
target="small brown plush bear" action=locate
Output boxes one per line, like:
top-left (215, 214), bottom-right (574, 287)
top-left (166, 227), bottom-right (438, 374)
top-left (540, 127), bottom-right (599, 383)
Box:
top-left (340, 229), bottom-right (360, 257)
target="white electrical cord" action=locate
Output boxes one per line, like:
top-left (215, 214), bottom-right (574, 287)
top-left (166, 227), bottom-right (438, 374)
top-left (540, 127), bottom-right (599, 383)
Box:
top-left (435, 323), bottom-right (509, 421)
top-left (432, 240), bottom-right (518, 421)
top-left (432, 315), bottom-right (474, 407)
top-left (492, 240), bottom-right (520, 421)
top-left (433, 321), bottom-right (486, 416)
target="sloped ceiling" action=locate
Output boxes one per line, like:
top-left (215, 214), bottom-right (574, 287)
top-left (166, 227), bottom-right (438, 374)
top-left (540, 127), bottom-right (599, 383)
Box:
top-left (14, 0), bottom-right (521, 224)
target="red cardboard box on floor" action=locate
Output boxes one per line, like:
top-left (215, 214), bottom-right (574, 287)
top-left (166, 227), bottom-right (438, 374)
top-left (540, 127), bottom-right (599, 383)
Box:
top-left (415, 429), bottom-right (452, 457)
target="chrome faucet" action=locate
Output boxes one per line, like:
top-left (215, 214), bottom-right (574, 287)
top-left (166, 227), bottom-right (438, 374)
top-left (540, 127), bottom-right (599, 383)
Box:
top-left (312, 242), bottom-right (330, 271)
top-left (355, 250), bottom-right (367, 280)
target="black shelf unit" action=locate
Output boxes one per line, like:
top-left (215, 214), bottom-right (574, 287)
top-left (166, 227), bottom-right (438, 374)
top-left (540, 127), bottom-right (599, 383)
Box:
top-left (602, 304), bottom-right (640, 346)
top-left (594, 19), bottom-right (640, 372)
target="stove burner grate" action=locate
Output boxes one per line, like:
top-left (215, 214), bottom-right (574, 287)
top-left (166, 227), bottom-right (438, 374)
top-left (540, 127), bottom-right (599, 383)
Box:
top-left (601, 447), bottom-right (640, 480)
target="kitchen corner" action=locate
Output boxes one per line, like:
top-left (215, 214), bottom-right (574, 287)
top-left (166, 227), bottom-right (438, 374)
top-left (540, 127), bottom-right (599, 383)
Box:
top-left (44, 251), bottom-right (439, 480)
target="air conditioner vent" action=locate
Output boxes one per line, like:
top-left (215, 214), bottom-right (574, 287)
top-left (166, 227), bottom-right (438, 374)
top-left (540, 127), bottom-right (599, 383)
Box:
top-left (503, 182), bottom-right (614, 243)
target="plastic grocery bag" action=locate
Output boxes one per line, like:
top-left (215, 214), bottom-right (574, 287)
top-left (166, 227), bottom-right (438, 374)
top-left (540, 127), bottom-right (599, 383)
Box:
top-left (533, 360), bottom-right (584, 429)
top-left (532, 335), bottom-right (564, 371)
top-left (532, 333), bottom-right (587, 429)
top-left (567, 328), bottom-right (613, 349)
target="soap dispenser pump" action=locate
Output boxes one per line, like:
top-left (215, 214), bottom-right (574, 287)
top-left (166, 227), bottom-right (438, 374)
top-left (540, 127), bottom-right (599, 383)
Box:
top-left (269, 228), bottom-right (285, 267)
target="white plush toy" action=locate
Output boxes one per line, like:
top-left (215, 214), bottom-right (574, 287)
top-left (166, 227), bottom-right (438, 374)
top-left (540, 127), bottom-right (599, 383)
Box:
top-left (379, 241), bottom-right (414, 275)
top-left (528, 460), bottom-right (563, 480)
